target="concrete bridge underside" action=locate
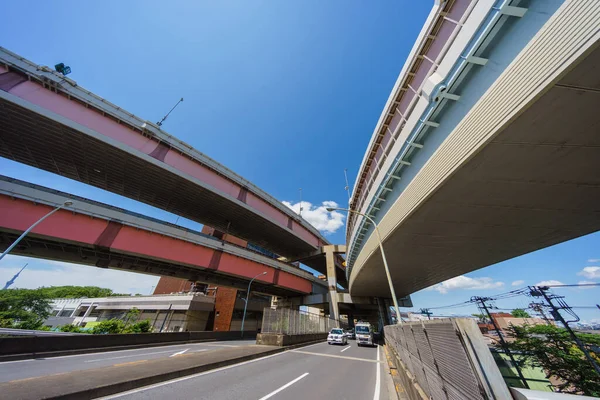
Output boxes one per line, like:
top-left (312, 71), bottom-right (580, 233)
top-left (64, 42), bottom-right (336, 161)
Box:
top-left (351, 39), bottom-right (600, 297)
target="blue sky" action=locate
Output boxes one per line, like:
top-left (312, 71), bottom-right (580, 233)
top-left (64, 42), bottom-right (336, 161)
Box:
top-left (1, 1), bottom-right (598, 323)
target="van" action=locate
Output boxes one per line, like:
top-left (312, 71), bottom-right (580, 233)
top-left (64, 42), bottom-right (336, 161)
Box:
top-left (355, 322), bottom-right (374, 347)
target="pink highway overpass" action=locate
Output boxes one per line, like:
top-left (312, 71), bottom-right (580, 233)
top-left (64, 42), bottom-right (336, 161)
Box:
top-left (0, 175), bottom-right (328, 297)
top-left (0, 47), bottom-right (345, 283)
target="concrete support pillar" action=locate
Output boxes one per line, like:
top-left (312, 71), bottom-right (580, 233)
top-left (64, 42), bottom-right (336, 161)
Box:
top-left (377, 298), bottom-right (389, 330)
top-left (324, 245), bottom-right (340, 325)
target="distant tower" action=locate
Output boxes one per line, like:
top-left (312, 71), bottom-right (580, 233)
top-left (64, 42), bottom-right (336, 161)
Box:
top-left (2, 264), bottom-right (27, 290)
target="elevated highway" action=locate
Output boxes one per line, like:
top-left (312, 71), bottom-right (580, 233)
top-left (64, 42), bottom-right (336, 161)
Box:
top-left (348, 0), bottom-right (600, 296)
top-left (0, 47), bottom-right (345, 282)
top-left (0, 176), bottom-right (327, 297)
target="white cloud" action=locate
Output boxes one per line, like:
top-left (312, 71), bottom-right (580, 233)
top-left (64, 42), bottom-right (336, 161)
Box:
top-left (587, 259), bottom-right (600, 263)
top-left (577, 266), bottom-right (600, 280)
top-left (427, 275), bottom-right (504, 294)
top-left (0, 256), bottom-right (158, 295)
top-left (577, 281), bottom-right (597, 289)
top-left (511, 280), bottom-right (525, 287)
top-left (534, 280), bottom-right (564, 287)
top-left (283, 200), bottom-right (345, 234)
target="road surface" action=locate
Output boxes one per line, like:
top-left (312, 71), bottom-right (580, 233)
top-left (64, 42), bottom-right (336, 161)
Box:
top-left (99, 341), bottom-right (391, 400)
top-left (0, 340), bottom-right (255, 383)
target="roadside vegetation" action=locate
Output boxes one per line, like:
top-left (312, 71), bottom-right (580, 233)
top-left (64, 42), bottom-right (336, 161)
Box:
top-left (0, 286), bottom-right (152, 334)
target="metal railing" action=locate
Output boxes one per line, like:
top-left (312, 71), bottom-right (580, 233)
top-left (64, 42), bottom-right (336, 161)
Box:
top-left (261, 308), bottom-right (346, 335)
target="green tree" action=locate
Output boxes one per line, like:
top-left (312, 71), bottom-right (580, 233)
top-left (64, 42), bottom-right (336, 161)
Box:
top-left (123, 307), bottom-right (141, 327)
top-left (507, 324), bottom-right (600, 396)
top-left (128, 320), bottom-right (152, 333)
top-left (0, 288), bottom-right (51, 329)
top-left (511, 308), bottom-right (531, 318)
top-left (91, 319), bottom-right (125, 334)
top-left (59, 324), bottom-right (85, 333)
top-left (36, 286), bottom-right (128, 298)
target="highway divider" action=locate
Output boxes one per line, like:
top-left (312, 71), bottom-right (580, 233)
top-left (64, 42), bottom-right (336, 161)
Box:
top-left (0, 330), bottom-right (257, 361)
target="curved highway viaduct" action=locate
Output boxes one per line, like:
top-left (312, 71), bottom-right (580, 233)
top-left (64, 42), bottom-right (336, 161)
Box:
top-left (0, 49), bottom-right (345, 284)
top-left (347, 0), bottom-right (600, 297)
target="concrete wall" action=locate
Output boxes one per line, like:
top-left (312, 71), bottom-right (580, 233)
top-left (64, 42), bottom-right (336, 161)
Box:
top-left (0, 331), bottom-right (257, 357)
top-left (256, 333), bottom-right (327, 347)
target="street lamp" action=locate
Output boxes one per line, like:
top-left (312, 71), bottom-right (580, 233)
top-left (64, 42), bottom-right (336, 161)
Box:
top-left (241, 271), bottom-right (267, 338)
top-left (0, 200), bottom-right (73, 263)
top-left (326, 207), bottom-right (401, 324)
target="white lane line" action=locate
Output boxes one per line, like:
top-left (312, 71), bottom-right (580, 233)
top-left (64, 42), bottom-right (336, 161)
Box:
top-left (290, 350), bottom-right (380, 363)
top-left (0, 342), bottom-right (212, 364)
top-left (85, 350), bottom-right (176, 363)
top-left (97, 350), bottom-right (290, 399)
top-left (258, 373), bottom-right (309, 400)
top-left (170, 349), bottom-right (189, 357)
top-left (341, 345), bottom-right (351, 353)
top-left (373, 346), bottom-right (381, 400)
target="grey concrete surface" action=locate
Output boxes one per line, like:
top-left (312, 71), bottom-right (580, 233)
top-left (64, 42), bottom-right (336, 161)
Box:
top-left (0, 340), bottom-right (255, 383)
top-left (100, 341), bottom-right (391, 400)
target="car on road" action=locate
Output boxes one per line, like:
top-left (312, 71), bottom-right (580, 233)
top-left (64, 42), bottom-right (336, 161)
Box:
top-left (327, 328), bottom-right (347, 345)
top-left (344, 328), bottom-right (355, 340)
top-left (355, 322), bottom-right (374, 347)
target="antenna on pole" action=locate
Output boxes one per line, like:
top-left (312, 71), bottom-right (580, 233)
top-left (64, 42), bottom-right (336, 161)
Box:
top-left (157, 97), bottom-right (184, 127)
top-left (344, 168), bottom-right (351, 204)
top-left (299, 188), bottom-right (303, 217)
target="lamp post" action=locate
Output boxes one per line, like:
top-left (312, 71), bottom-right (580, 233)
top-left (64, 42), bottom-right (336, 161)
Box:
top-left (241, 271), bottom-right (267, 337)
top-left (326, 207), bottom-right (401, 324)
top-left (0, 200), bottom-right (73, 263)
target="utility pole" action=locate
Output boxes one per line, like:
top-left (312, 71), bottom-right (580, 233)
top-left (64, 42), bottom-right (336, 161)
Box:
top-left (528, 302), bottom-right (551, 324)
top-left (420, 308), bottom-right (432, 320)
top-left (472, 296), bottom-right (530, 389)
top-left (530, 286), bottom-right (600, 375)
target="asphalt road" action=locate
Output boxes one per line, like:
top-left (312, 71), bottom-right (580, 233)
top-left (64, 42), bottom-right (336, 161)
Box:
top-left (98, 341), bottom-right (391, 400)
top-left (0, 340), bottom-right (255, 383)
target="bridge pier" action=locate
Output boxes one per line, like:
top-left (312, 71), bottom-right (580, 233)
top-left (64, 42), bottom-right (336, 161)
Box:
top-left (324, 245), bottom-right (340, 325)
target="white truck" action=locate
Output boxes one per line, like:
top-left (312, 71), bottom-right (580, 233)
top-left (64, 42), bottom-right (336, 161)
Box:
top-left (355, 322), bottom-right (374, 347)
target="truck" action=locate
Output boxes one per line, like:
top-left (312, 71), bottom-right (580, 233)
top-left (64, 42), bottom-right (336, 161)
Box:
top-left (355, 322), bottom-right (374, 347)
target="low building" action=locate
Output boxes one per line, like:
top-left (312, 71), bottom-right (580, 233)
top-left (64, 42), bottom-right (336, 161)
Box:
top-left (46, 293), bottom-right (215, 332)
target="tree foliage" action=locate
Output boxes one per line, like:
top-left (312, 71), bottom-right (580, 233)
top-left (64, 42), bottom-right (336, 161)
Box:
top-left (35, 286), bottom-right (128, 298)
top-left (0, 288), bottom-right (51, 329)
top-left (510, 308), bottom-right (531, 318)
top-left (92, 319), bottom-right (126, 334)
top-left (59, 324), bottom-right (85, 333)
top-left (507, 324), bottom-right (600, 396)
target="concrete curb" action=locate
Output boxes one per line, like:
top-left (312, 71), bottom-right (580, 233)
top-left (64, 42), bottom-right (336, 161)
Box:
top-left (8, 339), bottom-right (326, 400)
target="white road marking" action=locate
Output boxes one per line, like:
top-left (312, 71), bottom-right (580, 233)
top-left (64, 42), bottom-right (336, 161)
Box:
top-left (290, 350), bottom-right (381, 363)
top-left (341, 345), bottom-right (351, 353)
top-left (373, 346), bottom-right (381, 400)
top-left (0, 342), bottom-right (214, 364)
top-left (84, 350), bottom-right (176, 363)
top-left (97, 351), bottom-right (290, 399)
top-left (170, 349), bottom-right (189, 357)
top-left (258, 372), bottom-right (309, 400)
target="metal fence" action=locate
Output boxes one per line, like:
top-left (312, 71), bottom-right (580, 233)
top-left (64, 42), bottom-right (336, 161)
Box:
top-left (261, 308), bottom-right (345, 335)
top-left (385, 318), bottom-right (511, 400)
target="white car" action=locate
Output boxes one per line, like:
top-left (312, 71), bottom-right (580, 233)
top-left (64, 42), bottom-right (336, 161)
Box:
top-left (327, 328), bottom-right (348, 345)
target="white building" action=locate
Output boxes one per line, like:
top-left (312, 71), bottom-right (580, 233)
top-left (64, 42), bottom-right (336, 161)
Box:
top-left (46, 293), bottom-right (215, 332)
